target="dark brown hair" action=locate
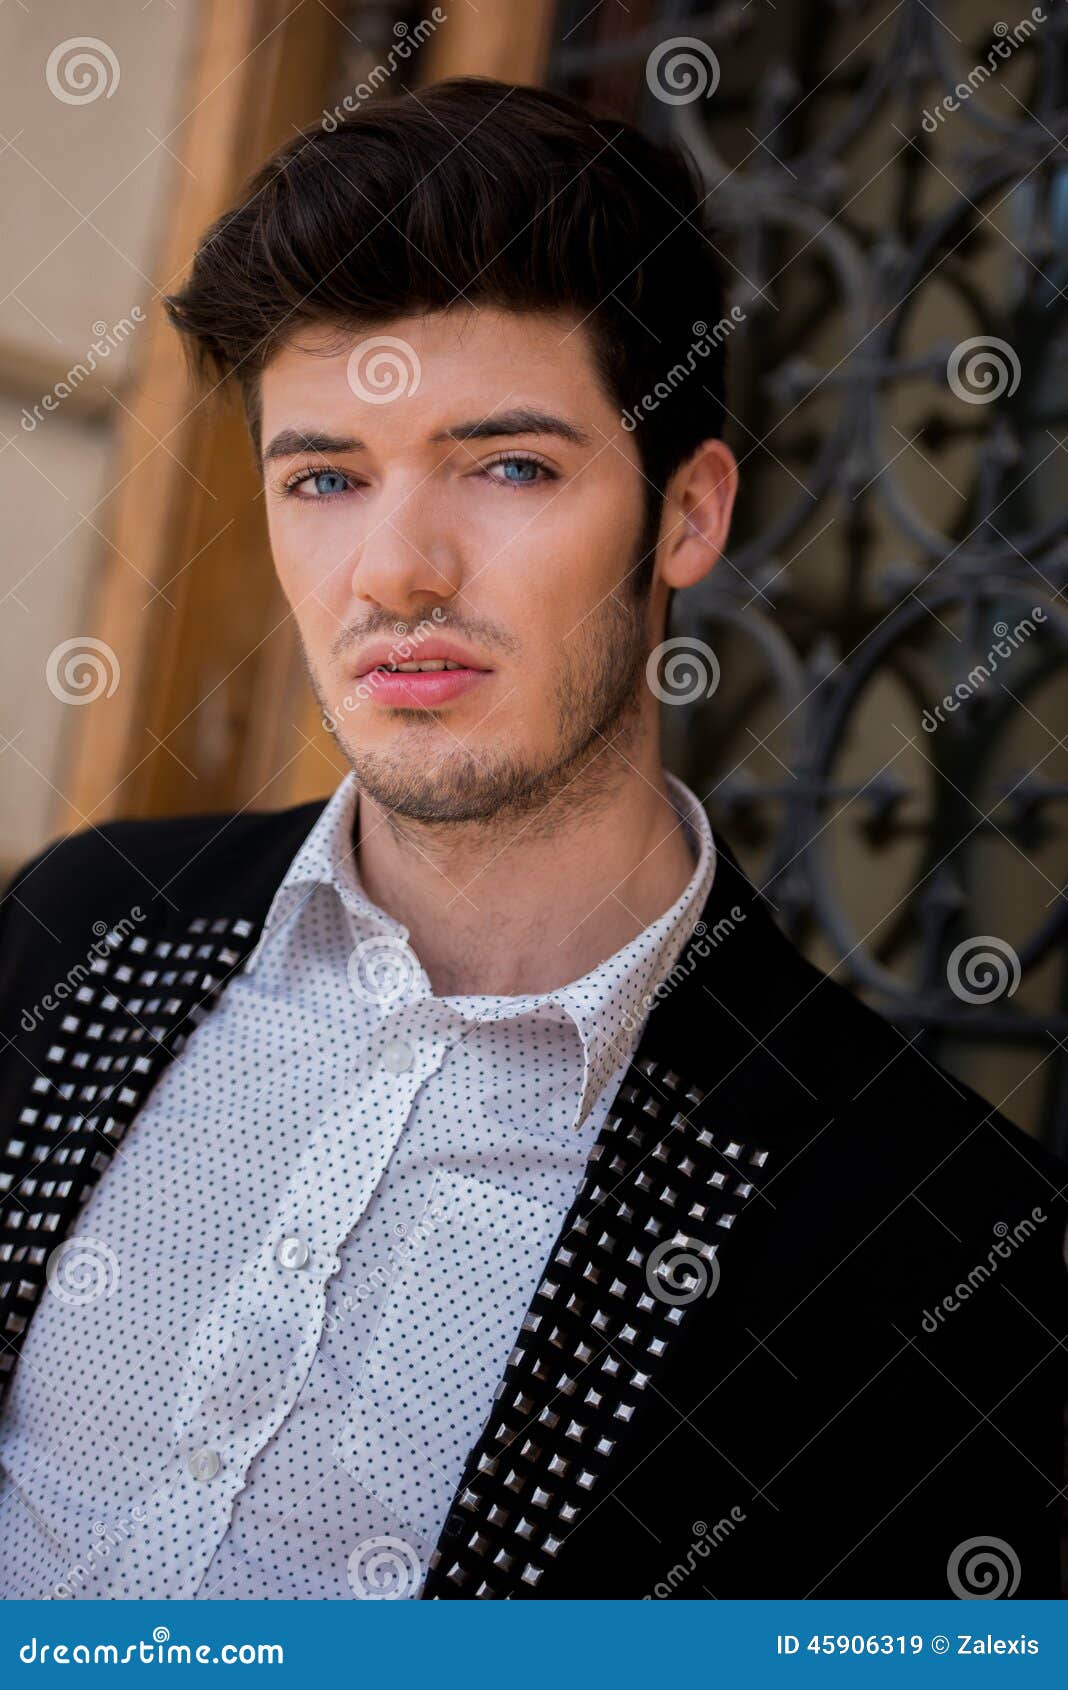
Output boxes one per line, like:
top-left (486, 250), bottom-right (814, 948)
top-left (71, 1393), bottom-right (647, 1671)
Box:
top-left (164, 75), bottom-right (731, 573)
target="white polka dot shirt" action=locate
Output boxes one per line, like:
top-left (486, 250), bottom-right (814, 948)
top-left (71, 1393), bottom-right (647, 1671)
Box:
top-left (0, 771), bottom-right (715, 1599)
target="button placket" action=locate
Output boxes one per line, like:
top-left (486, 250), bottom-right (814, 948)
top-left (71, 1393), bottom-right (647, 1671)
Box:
top-left (170, 1021), bottom-right (450, 1564)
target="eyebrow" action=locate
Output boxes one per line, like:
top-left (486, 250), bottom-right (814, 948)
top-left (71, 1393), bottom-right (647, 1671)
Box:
top-left (261, 407), bottom-right (593, 465)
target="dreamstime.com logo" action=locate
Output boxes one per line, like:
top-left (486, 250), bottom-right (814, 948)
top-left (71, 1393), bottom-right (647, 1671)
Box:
top-left (18, 1628), bottom-right (283, 1665)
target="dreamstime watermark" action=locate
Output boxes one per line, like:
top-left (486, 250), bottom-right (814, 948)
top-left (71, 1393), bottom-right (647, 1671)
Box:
top-left (346, 335), bottom-right (421, 404)
top-left (346, 936), bottom-right (421, 1007)
top-left (920, 609), bottom-right (1045, 731)
top-left (643, 1509), bottom-right (747, 1597)
top-left (45, 36), bottom-right (120, 104)
top-left (946, 335), bottom-right (1021, 404)
top-left (346, 1534), bottom-right (423, 1599)
top-left (619, 907), bottom-right (746, 1038)
top-left (921, 11), bottom-right (1046, 132)
top-left (45, 1237), bottom-right (120, 1306)
top-left (19, 907), bottom-right (145, 1033)
top-left (947, 1535), bottom-right (1021, 1599)
top-left (21, 309), bottom-right (145, 431)
top-left (646, 636), bottom-right (721, 706)
top-left (646, 37), bottom-right (721, 105)
top-left (946, 934), bottom-right (1021, 1004)
top-left (323, 1207), bottom-right (446, 1335)
top-left (320, 12), bottom-right (446, 129)
top-left (622, 312), bottom-right (746, 432)
top-left (920, 1210), bottom-right (1046, 1334)
top-left (52, 1508), bottom-right (148, 1599)
top-left (46, 637), bottom-right (121, 704)
top-left (323, 607), bottom-right (448, 733)
top-left (645, 1235), bottom-right (721, 1305)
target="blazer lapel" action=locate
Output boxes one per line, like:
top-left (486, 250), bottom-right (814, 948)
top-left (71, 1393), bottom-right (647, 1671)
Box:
top-left (0, 909), bottom-right (262, 1402)
top-left (422, 841), bottom-right (789, 1599)
top-left (422, 1053), bottom-right (774, 1598)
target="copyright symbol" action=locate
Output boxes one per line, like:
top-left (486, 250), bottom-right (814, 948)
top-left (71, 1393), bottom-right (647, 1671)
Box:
top-left (931, 1636), bottom-right (950, 1655)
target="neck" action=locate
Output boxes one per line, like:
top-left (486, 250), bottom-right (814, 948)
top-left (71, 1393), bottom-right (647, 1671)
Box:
top-left (353, 741), bottom-right (697, 998)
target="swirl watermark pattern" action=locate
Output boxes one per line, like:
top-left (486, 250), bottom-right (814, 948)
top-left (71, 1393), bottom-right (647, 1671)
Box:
top-left (947, 1535), bottom-right (1021, 1599)
top-left (946, 335), bottom-right (1021, 404)
top-left (921, 9), bottom-right (1047, 130)
top-left (646, 37), bottom-right (721, 105)
top-left (320, 10), bottom-right (446, 129)
top-left (920, 1208), bottom-right (1046, 1334)
top-left (46, 1237), bottom-right (120, 1306)
top-left (21, 308), bottom-right (145, 431)
top-left (346, 935), bottom-right (420, 1006)
top-left (646, 636), bottom-right (720, 706)
top-left (621, 310), bottom-right (746, 431)
top-left (46, 37), bottom-right (120, 104)
top-left (946, 935), bottom-right (1021, 1004)
top-left (46, 637), bottom-right (120, 704)
top-left (346, 1534), bottom-right (423, 1599)
top-left (645, 1236), bottom-right (720, 1305)
top-left (921, 608), bottom-right (1045, 731)
top-left (346, 336), bottom-right (421, 404)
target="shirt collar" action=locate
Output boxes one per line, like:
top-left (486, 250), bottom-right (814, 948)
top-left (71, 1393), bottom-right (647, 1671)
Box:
top-left (243, 772), bottom-right (399, 972)
top-left (245, 769), bottom-right (716, 1135)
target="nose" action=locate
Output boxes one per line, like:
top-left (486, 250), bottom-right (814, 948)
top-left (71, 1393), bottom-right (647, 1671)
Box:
top-left (350, 483), bottom-right (463, 618)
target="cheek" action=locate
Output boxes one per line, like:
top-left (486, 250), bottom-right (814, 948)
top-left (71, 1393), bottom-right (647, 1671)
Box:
top-left (268, 512), bottom-right (352, 608)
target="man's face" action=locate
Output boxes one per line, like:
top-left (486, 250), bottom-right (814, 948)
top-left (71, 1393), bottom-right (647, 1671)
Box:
top-left (260, 306), bottom-right (663, 824)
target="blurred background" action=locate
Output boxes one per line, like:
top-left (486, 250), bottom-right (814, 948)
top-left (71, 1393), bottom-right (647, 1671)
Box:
top-left (1, 0), bottom-right (1066, 1154)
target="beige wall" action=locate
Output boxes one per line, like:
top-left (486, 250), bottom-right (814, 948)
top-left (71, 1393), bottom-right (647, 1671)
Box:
top-left (0, 1), bottom-right (199, 875)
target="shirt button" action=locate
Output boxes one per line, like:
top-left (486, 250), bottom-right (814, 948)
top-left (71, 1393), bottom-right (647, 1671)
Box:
top-left (188, 1448), bottom-right (221, 1482)
top-left (381, 1037), bottom-right (414, 1074)
top-left (276, 1235), bottom-right (309, 1270)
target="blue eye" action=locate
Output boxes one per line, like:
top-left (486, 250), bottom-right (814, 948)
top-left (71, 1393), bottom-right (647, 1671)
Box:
top-left (306, 470), bottom-right (349, 497)
top-left (487, 454), bottom-right (553, 487)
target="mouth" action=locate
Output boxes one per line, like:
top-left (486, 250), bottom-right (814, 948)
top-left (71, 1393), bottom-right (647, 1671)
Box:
top-left (356, 659), bottom-right (491, 709)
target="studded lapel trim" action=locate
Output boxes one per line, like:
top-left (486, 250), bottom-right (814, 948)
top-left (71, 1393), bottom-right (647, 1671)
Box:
top-left (0, 913), bottom-right (261, 1403)
top-left (423, 1051), bottom-right (772, 1598)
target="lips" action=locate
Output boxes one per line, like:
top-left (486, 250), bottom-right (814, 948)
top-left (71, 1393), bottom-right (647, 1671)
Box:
top-left (354, 640), bottom-right (489, 678)
top-left (358, 665), bottom-right (490, 708)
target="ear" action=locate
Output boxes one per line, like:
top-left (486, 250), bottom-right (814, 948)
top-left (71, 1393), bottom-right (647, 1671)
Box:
top-left (658, 438), bottom-right (738, 592)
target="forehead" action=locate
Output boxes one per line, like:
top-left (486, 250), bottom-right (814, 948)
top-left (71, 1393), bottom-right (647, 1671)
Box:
top-left (258, 304), bottom-right (614, 438)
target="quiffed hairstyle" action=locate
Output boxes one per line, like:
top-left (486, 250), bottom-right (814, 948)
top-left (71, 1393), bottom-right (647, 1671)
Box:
top-left (164, 75), bottom-right (730, 513)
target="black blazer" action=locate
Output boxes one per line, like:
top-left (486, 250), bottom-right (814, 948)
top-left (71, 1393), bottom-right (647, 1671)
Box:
top-left (1, 803), bottom-right (1065, 1599)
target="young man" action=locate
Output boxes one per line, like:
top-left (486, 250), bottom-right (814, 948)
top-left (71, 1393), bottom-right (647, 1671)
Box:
top-left (0, 77), bottom-right (1064, 1602)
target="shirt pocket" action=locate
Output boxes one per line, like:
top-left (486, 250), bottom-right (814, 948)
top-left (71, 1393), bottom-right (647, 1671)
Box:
top-left (331, 1167), bottom-right (566, 1541)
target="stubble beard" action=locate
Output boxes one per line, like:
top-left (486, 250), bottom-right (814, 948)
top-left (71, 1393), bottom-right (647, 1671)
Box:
top-left (312, 584), bottom-right (654, 839)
